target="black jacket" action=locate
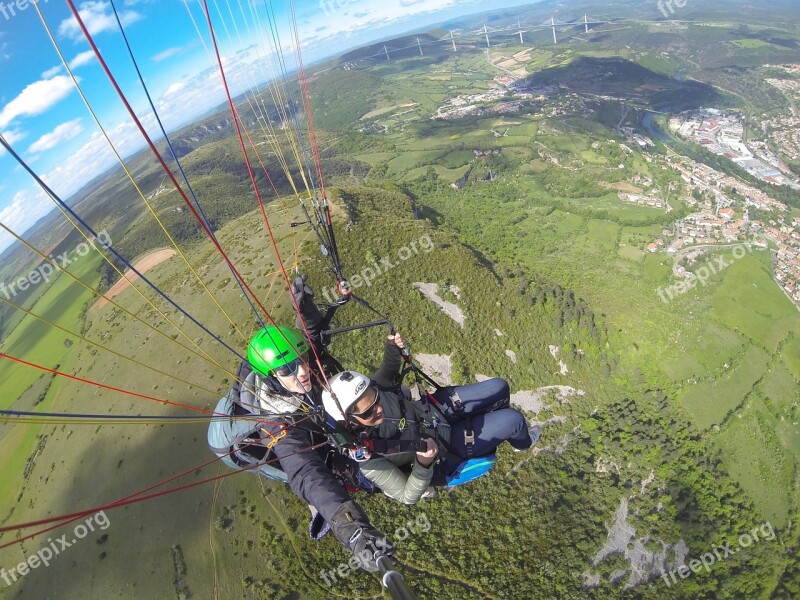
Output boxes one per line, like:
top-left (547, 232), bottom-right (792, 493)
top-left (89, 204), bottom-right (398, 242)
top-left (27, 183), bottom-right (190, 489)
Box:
top-left (230, 359), bottom-right (355, 526)
top-left (370, 342), bottom-right (451, 447)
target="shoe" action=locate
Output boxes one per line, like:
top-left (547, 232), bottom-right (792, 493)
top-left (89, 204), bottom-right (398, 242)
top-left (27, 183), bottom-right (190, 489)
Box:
top-left (513, 425), bottom-right (542, 452)
top-left (529, 425), bottom-right (542, 445)
top-left (421, 486), bottom-right (437, 499)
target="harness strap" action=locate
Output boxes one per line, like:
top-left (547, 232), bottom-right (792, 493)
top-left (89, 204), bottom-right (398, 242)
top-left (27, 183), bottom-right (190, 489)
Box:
top-left (463, 419), bottom-right (475, 458)
top-left (396, 393), bottom-right (410, 423)
top-left (261, 426), bottom-right (288, 449)
top-left (344, 437), bottom-right (429, 463)
top-left (365, 438), bottom-right (428, 455)
top-left (208, 425), bottom-right (269, 466)
top-left (449, 389), bottom-right (474, 458)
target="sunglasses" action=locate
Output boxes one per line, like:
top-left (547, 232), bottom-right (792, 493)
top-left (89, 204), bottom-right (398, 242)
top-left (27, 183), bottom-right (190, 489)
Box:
top-left (272, 354), bottom-right (308, 377)
top-left (349, 387), bottom-right (380, 420)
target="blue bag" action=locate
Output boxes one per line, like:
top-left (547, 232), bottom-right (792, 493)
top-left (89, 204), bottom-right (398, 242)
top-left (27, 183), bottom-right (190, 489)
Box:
top-left (446, 455), bottom-right (497, 486)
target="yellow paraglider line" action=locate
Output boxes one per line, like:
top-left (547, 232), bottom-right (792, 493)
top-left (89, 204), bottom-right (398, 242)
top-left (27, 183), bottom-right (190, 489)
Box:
top-left (0, 218), bottom-right (241, 383)
top-left (0, 295), bottom-right (221, 396)
top-left (35, 3), bottom-right (250, 347)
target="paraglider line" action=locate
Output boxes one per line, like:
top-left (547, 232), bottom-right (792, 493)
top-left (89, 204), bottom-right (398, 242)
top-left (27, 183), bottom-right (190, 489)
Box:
top-left (0, 134), bottom-right (246, 363)
top-left (201, 0), bottom-right (331, 388)
top-left (65, 0), bottom-right (288, 346)
top-left (109, 0), bottom-right (266, 332)
top-left (0, 438), bottom-right (327, 547)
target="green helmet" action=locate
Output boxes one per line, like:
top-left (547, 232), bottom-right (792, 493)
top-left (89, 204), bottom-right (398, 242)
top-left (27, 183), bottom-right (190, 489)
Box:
top-left (247, 326), bottom-right (310, 377)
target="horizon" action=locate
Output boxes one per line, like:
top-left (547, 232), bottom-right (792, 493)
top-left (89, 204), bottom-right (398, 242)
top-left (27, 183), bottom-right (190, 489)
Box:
top-left (0, 0), bottom-right (547, 255)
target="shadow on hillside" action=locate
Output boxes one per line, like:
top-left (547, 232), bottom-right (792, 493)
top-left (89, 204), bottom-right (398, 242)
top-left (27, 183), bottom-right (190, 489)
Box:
top-left (521, 56), bottom-right (721, 111)
top-left (341, 33), bottom-right (452, 64)
top-left (4, 411), bottom-right (269, 598)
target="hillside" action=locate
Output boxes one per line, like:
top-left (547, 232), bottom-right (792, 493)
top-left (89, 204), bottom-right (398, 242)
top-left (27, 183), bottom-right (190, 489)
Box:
top-left (1, 1), bottom-right (799, 598)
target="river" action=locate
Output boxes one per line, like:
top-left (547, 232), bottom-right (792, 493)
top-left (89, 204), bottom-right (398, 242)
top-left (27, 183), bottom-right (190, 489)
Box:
top-left (642, 111), bottom-right (670, 142)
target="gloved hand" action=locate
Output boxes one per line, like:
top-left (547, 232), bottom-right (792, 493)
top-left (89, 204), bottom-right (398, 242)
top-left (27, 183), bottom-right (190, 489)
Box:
top-left (350, 526), bottom-right (395, 573)
top-left (292, 274), bottom-right (323, 332)
top-left (291, 274), bottom-right (314, 309)
top-left (330, 500), bottom-right (394, 573)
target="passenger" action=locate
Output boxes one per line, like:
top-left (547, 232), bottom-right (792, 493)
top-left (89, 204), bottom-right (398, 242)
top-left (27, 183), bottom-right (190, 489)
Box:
top-left (322, 333), bottom-right (541, 505)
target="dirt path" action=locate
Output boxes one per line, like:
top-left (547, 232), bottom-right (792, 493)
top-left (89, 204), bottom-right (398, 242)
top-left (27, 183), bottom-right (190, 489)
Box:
top-left (94, 249), bottom-right (177, 309)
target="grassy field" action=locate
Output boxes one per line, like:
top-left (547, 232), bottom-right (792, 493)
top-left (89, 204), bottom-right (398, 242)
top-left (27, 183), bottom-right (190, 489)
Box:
top-left (783, 335), bottom-right (800, 379)
top-left (730, 39), bottom-right (775, 49)
top-left (3, 8), bottom-right (800, 597)
top-left (439, 149), bottom-right (476, 168)
top-left (661, 320), bottom-right (746, 381)
top-left (678, 345), bottom-right (770, 429)
top-left (0, 203), bottom-right (310, 598)
top-left (711, 251), bottom-right (798, 353)
top-left (414, 114), bottom-right (800, 528)
top-left (387, 150), bottom-right (447, 174)
top-left (717, 397), bottom-right (795, 526)
top-left (404, 163), bottom-right (471, 182)
top-left (0, 252), bottom-right (105, 514)
top-left (353, 151), bottom-right (397, 165)
top-left (0, 251), bottom-right (103, 410)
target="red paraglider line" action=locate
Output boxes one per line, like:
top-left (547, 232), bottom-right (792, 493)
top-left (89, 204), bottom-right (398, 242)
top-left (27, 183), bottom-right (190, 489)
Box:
top-left (7, 2), bottom-right (345, 556)
top-left (0, 437), bottom-right (326, 548)
top-left (289, 0), bottom-right (327, 200)
top-left (0, 352), bottom-right (285, 425)
top-left (201, 0), bottom-right (330, 387)
top-left (65, 0), bottom-right (303, 366)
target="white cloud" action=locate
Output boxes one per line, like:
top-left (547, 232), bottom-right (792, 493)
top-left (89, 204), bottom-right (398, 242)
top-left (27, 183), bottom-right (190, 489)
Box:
top-left (36, 115), bottom-right (156, 203)
top-left (58, 1), bottom-right (143, 41)
top-left (27, 119), bottom-right (84, 155)
top-left (1, 129), bottom-right (27, 146)
top-left (41, 66), bottom-right (63, 79)
top-left (0, 129), bottom-right (27, 157)
top-left (297, 0), bottom-right (457, 47)
top-left (4, 71), bottom-right (227, 226)
top-left (0, 188), bottom-right (53, 253)
top-left (164, 81), bottom-right (187, 96)
top-left (154, 69), bottom-right (226, 126)
top-left (0, 76), bottom-right (75, 129)
top-left (152, 47), bottom-right (183, 62)
top-left (69, 50), bottom-right (96, 70)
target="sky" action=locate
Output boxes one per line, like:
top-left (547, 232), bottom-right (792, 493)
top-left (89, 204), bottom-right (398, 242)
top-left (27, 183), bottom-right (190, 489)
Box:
top-left (0, 0), bottom-right (540, 253)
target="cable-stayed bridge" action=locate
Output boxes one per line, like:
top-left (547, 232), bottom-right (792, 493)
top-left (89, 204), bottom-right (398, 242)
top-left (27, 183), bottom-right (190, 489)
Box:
top-left (349, 14), bottom-right (622, 63)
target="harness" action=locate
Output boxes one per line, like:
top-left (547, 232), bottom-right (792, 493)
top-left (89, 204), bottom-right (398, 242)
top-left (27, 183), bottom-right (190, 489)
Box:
top-left (326, 401), bottom-right (429, 463)
top-left (399, 358), bottom-right (476, 458)
top-left (207, 394), bottom-right (289, 482)
top-left (209, 360), bottom-right (325, 478)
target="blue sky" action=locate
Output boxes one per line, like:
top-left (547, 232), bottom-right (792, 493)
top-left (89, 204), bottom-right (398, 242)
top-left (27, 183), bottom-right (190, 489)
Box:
top-left (0, 0), bottom-right (539, 252)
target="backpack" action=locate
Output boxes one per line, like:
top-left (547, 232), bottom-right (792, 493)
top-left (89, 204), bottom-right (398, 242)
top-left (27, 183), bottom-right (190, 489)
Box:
top-left (206, 361), bottom-right (289, 482)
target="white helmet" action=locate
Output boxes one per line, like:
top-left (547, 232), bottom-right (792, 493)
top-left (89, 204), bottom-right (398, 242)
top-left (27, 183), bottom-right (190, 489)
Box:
top-left (322, 371), bottom-right (373, 421)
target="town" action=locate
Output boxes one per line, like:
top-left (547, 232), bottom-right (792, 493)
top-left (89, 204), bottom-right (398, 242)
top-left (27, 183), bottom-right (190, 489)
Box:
top-left (373, 50), bottom-right (800, 309)
top-left (670, 108), bottom-right (800, 189)
top-left (649, 152), bottom-right (800, 307)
